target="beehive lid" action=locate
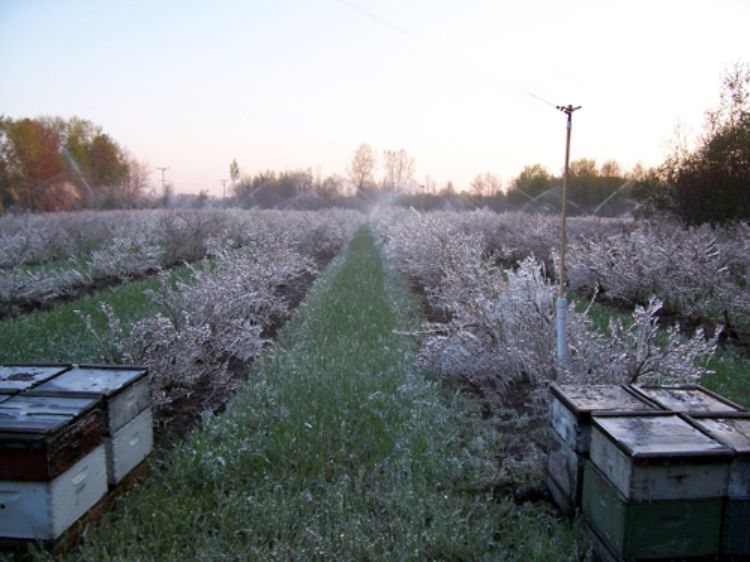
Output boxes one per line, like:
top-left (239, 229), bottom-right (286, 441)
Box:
top-left (551, 384), bottom-right (659, 417)
top-left (592, 413), bottom-right (733, 459)
top-left (0, 395), bottom-right (100, 436)
top-left (691, 415), bottom-right (750, 454)
top-left (30, 365), bottom-right (147, 399)
top-left (632, 385), bottom-right (744, 414)
top-left (0, 364), bottom-right (69, 393)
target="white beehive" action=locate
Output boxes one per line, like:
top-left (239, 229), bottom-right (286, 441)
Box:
top-left (0, 445), bottom-right (107, 540)
top-left (30, 365), bottom-right (150, 435)
top-left (104, 408), bottom-right (153, 486)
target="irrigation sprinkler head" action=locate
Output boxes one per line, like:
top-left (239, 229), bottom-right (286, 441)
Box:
top-left (556, 104), bottom-right (582, 114)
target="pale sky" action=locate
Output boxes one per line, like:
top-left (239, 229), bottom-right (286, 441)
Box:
top-left (1, 0), bottom-right (748, 195)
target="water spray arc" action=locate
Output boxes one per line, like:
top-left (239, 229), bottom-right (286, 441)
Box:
top-left (60, 147), bottom-right (95, 205)
top-left (555, 104), bottom-right (581, 366)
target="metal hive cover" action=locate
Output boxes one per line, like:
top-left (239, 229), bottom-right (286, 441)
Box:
top-left (633, 386), bottom-right (742, 414)
top-left (593, 414), bottom-right (732, 458)
top-left (0, 395), bottom-right (100, 435)
top-left (0, 365), bottom-right (68, 392)
top-left (692, 417), bottom-right (750, 454)
top-left (31, 366), bottom-right (147, 398)
top-left (551, 384), bottom-right (658, 415)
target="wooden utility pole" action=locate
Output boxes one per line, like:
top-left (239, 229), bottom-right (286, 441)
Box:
top-left (555, 104), bottom-right (581, 365)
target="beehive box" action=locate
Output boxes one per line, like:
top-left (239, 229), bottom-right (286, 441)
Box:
top-left (590, 413), bottom-right (732, 501)
top-left (28, 365), bottom-right (152, 487)
top-left (104, 408), bottom-right (153, 486)
top-left (547, 385), bottom-right (660, 514)
top-left (29, 365), bottom-right (150, 435)
top-left (583, 461), bottom-right (724, 561)
top-left (0, 445), bottom-right (107, 540)
top-left (631, 384), bottom-right (745, 415)
top-left (690, 413), bottom-right (750, 557)
top-left (584, 413), bottom-right (732, 560)
top-left (0, 395), bottom-right (103, 481)
top-left (0, 395), bottom-right (107, 541)
top-left (0, 364), bottom-right (69, 395)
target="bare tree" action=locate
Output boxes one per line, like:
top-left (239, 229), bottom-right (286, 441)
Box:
top-left (122, 156), bottom-right (151, 208)
top-left (470, 172), bottom-right (502, 197)
top-left (348, 143), bottom-right (376, 193)
top-left (382, 148), bottom-right (415, 192)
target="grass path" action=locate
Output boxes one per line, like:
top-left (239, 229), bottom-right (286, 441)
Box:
top-left (35, 226), bottom-right (587, 561)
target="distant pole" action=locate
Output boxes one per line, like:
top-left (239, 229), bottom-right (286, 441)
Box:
top-left (156, 166), bottom-right (170, 195)
top-left (555, 104), bottom-right (581, 366)
top-left (220, 179), bottom-right (228, 199)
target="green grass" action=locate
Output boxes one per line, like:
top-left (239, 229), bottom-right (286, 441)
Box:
top-left (30, 226), bottom-right (589, 561)
top-left (0, 265), bottom-right (195, 364)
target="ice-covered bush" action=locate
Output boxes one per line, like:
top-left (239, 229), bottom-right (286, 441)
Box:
top-left (80, 240), bottom-right (317, 412)
top-left (373, 209), bottom-right (718, 420)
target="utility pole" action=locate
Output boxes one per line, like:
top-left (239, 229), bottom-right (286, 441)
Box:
top-left (220, 179), bottom-right (228, 199)
top-left (555, 104), bottom-right (581, 366)
top-left (156, 166), bottom-right (170, 195)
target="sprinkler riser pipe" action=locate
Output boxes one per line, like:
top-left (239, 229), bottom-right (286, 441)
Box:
top-left (557, 296), bottom-right (568, 364)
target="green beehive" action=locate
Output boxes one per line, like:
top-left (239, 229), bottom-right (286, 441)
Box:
top-left (583, 462), bottom-right (724, 561)
top-left (584, 413), bottom-right (732, 560)
top-left (691, 414), bottom-right (750, 557)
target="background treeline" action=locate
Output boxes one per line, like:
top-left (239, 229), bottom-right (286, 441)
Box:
top-left (2, 64), bottom-right (747, 224)
top-left (0, 116), bottom-right (152, 212)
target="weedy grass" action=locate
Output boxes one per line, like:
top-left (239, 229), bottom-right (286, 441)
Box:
top-left (573, 295), bottom-right (750, 408)
top-left (29, 226), bottom-right (589, 561)
top-left (0, 265), bottom-right (195, 364)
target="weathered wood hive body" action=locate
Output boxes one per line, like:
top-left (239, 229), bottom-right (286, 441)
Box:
top-left (0, 364), bottom-right (152, 542)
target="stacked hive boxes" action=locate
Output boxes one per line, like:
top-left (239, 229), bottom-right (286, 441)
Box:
top-left (584, 413), bottom-right (732, 560)
top-left (546, 384), bottom-right (659, 515)
top-left (550, 384), bottom-right (748, 561)
top-left (29, 366), bottom-right (152, 487)
top-left (0, 364), bottom-right (151, 542)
